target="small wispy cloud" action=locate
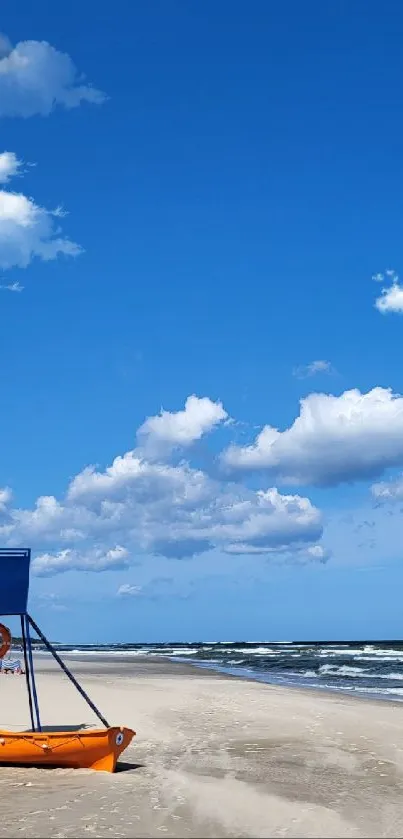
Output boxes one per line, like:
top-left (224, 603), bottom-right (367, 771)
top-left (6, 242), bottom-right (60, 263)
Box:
top-left (292, 359), bottom-right (333, 379)
top-left (0, 281), bottom-right (23, 292)
top-left (116, 583), bottom-right (142, 597)
top-left (371, 475), bottom-right (403, 502)
top-left (52, 205), bottom-right (68, 218)
top-left (36, 592), bottom-right (69, 612)
top-left (115, 577), bottom-right (194, 601)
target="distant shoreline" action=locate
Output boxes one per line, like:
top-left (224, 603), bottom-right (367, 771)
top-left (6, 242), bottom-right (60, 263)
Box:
top-left (30, 638), bottom-right (403, 704)
top-left (28, 638), bottom-right (403, 646)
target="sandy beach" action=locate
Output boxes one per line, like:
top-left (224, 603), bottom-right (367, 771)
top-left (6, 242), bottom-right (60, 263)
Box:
top-left (1, 656), bottom-right (403, 837)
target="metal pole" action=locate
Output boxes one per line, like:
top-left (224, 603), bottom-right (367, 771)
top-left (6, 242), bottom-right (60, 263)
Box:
top-left (25, 615), bottom-right (41, 731)
top-left (27, 614), bottom-right (109, 728)
top-left (20, 614), bottom-right (35, 732)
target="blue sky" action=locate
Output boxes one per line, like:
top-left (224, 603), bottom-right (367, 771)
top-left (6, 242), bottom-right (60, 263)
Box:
top-left (1, 1), bottom-right (403, 641)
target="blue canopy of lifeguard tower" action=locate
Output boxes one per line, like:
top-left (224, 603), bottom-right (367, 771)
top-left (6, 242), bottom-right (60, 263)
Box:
top-left (0, 549), bottom-right (31, 615)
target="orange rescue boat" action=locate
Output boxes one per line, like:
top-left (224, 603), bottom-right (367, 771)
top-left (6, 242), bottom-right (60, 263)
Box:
top-left (0, 549), bottom-right (136, 773)
top-left (0, 726), bottom-right (135, 772)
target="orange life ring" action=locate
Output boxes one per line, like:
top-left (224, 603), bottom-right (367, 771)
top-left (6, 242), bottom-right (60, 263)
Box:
top-left (0, 624), bottom-right (11, 659)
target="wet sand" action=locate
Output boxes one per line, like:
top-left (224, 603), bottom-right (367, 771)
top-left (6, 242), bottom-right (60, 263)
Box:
top-left (1, 655), bottom-right (403, 837)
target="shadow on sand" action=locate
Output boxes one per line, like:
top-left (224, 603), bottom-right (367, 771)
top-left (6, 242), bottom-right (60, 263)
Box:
top-left (0, 759), bottom-right (144, 772)
top-left (115, 760), bottom-right (144, 772)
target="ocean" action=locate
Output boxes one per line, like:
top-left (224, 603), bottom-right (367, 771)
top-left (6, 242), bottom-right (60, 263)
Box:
top-left (51, 640), bottom-right (403, 702)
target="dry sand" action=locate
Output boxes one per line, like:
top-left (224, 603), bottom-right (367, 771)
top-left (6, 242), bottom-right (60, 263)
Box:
top-left (0, 655), bottom-right (403, 837)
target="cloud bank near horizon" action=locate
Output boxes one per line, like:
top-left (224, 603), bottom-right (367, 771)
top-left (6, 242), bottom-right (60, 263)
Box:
top-left (0, 387), bottom-right (402, 575)
top-left (0, 395), bottom-right (326, 576)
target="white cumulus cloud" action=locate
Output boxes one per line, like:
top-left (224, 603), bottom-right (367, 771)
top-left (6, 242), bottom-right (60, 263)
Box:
top-left (222, 387), bottom-right (403, 486)
top-left (0, 397), bottom-right (325, 575)
top-left (33, 546), bottom-right (129, 577)
top-left (0, 487), bottom-right (12, 511)
top-left (372, 269), bottom-right (403, 314)
top-left (0, 36), bottom-right (105, 118)
top-left (0, 153), bottom-right (81, 270)
top-left (375, 281), bottom-right (403, 314)
top-left (0, 151), bottom-right (23, 183)
top-left (137, 395), bottom-right (228, 452)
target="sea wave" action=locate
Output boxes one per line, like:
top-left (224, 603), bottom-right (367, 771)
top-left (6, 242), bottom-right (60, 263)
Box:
top-left (319, 664), bottom-right (368, 677)
top-left (37, 641), bottom-right (403, 702)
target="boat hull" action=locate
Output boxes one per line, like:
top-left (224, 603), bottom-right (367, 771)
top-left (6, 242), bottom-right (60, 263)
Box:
top-left (0, 726), bottom-right (135, 772)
